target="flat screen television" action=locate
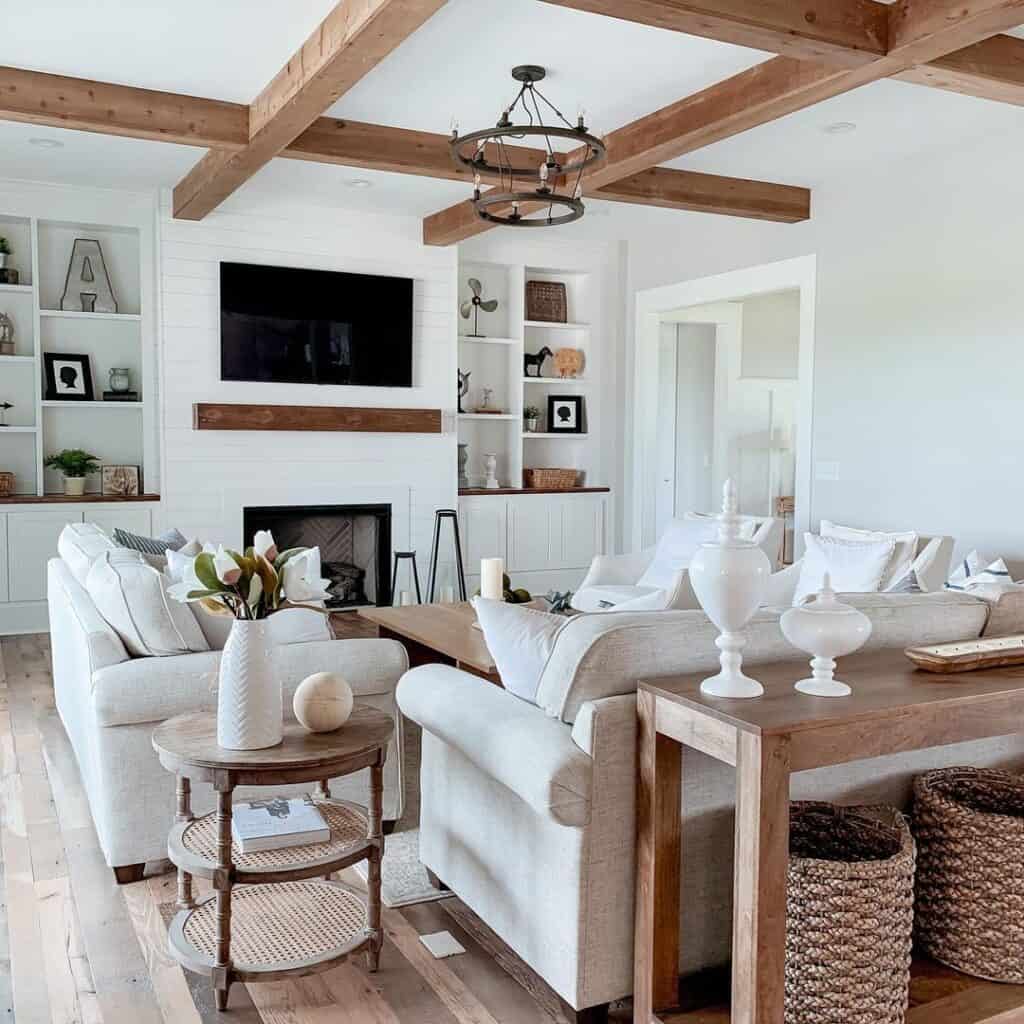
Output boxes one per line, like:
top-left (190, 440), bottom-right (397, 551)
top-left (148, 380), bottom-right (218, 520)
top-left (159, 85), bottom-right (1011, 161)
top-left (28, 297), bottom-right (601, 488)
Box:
top-left (220, 261), bottom-right (413, 387)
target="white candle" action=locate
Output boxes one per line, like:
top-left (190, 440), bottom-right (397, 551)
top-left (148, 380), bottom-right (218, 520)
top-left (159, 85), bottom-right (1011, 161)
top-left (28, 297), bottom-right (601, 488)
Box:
top-left (480, 558), bottom-right (504, 601)
top-left (400, 591), bottom-right (414, 606)
top-left (440, 585), bottom-right (455, 603)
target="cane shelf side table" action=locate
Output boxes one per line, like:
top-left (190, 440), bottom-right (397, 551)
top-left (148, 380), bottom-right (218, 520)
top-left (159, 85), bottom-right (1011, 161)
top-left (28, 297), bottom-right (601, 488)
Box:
top-left (152, 707), bottom-right (393, 1011)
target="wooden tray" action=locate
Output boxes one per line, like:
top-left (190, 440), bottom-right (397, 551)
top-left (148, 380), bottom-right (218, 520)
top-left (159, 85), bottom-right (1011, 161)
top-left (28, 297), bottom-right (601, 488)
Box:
top-left (905, 634), bottom-right (1024, 673)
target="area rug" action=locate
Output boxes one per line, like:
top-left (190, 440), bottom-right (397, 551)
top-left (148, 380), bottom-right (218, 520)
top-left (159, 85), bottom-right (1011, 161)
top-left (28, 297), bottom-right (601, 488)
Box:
top-left (355, 720), bottom-right (451, 908)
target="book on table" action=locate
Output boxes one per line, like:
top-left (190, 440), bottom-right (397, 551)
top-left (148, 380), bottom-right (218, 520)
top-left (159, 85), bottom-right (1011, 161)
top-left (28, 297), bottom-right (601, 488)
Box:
top-left (231, 795), bottom-right (330, 853)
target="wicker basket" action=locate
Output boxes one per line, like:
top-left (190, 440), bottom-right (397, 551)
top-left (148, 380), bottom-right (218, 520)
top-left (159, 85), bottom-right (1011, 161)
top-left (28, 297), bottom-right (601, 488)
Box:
top-left (913, 767), bottom-right (1024, 982)
top-left (0, 471), bottom-right (13, 498)
top-left (523, 468), bottom-right (579, 489)
top-left (786, 802), bottom-right (915, 1024)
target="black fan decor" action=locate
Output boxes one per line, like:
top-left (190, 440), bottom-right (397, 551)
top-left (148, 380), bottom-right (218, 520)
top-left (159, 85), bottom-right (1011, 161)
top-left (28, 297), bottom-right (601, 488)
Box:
top-left (460, 278), bottom-right (498, 338)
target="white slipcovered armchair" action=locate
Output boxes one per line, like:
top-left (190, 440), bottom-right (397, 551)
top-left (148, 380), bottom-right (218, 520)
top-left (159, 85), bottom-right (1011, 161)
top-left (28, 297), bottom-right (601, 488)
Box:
top-left (574, 514), bottom-right (783, 612)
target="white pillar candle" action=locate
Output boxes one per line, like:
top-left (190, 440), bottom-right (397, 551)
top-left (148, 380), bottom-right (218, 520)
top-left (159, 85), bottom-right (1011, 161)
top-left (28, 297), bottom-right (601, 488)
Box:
top-left (440, 585), bottom-right (455, 603)
top-left (480, 558), bottom-right (504, 601)
top-left (400, 591), bottom-right (414, 606)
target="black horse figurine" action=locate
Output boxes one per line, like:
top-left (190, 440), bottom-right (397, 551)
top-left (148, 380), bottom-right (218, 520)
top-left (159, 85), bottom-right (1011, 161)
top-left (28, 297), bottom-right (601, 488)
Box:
top-left (523, 347), bottom-right (553, 378)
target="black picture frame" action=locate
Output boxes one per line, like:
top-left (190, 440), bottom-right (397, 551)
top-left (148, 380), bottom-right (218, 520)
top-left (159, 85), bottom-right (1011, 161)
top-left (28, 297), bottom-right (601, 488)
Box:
top-left (547, 395), bottom-right (584, 434)
top-left (44, 353), bottom-right (94, 401)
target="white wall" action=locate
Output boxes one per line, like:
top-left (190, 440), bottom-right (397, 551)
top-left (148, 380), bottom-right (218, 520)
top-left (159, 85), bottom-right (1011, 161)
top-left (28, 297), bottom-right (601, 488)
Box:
top-left (674, 323), bottom-right (716, 516)
top-left (157, 191), bottom-right (458, 566)
top-left (621, 132), bottom-right (1024, 571)
top-left (741, 290), bottom-right (799, 379)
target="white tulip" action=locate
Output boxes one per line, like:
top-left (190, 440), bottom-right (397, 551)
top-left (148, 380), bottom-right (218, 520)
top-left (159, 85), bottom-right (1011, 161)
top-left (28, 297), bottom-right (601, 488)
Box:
top-left (253, 530), bottom-right (278, 562)
top-left (281, 549), bottom-right (331, 603)
top-left (213, 546), bottom-right (242, 586)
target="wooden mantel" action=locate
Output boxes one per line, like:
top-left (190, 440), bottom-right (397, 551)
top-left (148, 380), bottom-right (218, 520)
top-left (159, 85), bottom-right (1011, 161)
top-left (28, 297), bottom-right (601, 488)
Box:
top-left (192, 403), bottom-right (443, 433)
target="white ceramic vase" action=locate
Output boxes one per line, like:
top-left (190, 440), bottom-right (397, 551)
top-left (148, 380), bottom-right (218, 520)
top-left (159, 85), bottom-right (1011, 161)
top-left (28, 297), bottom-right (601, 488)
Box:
top-left (483, 453), bottom-right (499, 490)
top-left (689, 480), bottom-right (771, 699)
top-left (780, 575), bottom-right (872, 697)
top-left (217, 619), bottom-right (282, 750)
top-left (64, 476), bottom-right (86, 497)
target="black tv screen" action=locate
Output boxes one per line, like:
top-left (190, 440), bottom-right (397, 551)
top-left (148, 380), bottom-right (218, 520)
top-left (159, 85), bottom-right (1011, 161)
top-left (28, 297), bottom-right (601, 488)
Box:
top-left (220, 262), bottom-right (413, 387)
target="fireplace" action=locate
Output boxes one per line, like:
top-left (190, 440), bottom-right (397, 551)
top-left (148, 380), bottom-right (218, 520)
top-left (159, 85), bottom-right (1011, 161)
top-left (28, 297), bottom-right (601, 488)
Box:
top-left (243, 504), bottom-right (391, 609)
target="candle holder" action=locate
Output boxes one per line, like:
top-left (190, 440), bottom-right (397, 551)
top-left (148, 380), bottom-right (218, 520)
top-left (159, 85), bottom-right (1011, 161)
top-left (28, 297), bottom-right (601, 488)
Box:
top-left (689, 480), bottom-right (771, 699)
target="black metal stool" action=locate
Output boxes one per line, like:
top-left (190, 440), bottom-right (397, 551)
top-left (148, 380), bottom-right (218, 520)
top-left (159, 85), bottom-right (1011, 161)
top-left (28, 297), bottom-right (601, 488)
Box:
top-left (427, 509), bottom-right (467, 602)
top-left (390, 551), bottom-right (422, 605)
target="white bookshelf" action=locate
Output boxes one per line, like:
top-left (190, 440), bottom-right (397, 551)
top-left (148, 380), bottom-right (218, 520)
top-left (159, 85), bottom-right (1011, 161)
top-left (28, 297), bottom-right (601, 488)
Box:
top-left (0, 207), bottom-right (154, 498)
top-left (456, 259), bottom-right (597, 490)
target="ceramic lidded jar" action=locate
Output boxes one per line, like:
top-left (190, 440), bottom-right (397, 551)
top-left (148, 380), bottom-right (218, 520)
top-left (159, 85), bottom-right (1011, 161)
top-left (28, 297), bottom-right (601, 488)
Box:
top-left (689, 479), bottom-right (772, 699)
top-left (780, 574), bottom-right (872, 697)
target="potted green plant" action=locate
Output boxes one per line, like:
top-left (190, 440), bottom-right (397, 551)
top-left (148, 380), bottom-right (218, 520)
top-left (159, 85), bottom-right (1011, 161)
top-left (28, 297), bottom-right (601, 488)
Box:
top-left (0, 238), bottom-right (10, 270)
top-left (44, 448), bottom-right (100, 496)
top-left (523, 405), bottom-right (540, 433)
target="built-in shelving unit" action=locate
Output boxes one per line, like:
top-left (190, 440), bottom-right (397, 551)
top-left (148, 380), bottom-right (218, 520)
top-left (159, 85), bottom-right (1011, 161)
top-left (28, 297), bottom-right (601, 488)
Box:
top-left (457, 259), bottom-right (597, 490)
top-left (0, 207), bottom-right (153, 497)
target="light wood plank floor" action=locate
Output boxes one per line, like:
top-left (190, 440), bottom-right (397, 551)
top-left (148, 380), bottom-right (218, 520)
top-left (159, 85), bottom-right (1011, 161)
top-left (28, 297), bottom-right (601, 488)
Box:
top-left (0, 634), bottom-right (630, 1024)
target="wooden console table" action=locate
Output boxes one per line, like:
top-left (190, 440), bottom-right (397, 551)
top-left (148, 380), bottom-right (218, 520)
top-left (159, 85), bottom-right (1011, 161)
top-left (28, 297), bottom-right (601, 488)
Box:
top-left (634, 649), bottom-right (1024, 1024)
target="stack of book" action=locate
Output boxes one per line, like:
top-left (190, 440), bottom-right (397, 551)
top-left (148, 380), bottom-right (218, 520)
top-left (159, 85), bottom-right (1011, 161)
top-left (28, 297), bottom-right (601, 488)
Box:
top-left (231, 795), bottom-right (330, 853)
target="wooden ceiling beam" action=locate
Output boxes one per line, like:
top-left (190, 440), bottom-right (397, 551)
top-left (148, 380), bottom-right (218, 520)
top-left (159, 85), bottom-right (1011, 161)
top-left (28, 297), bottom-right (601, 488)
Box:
top-left (423, 0), bottom-right (1024, 244)
top-left (896, 33), bottom-right (1024, 106)
top-left (172, 0), bottom-right (447, 220)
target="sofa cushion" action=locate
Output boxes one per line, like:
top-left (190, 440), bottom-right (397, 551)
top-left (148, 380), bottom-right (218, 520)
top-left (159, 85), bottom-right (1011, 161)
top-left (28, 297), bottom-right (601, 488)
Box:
top-left (572, 584), bottom-right (662, 612)
top-left (636, 518), bottom-right (718, 590)
top-left (58, 522), bottom-right (118, 586)
top-left (535, 591), bottom-right (989, 724)
top-left (86, 549), bottom-right (210, 657)
top-left (793, 534), bottom-right (894, 605)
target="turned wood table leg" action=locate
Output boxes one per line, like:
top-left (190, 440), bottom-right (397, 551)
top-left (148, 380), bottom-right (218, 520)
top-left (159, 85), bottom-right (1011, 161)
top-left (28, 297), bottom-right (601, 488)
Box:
top-left (365, 754), bottom-right (384, 972)
top-left (175, 774), bottom-right (196, 910)
top-left (731, 732), bottom-right (790, 1024)
top-left (634, 690), bottom-right (683, 1023)
top-left (213, 779), bottom-right (234, 1011)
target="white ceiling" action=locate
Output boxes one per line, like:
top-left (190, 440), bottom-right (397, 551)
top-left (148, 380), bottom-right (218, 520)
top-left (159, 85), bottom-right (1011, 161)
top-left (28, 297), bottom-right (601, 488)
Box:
top-left (0, 1), bottom-right (1021, 222)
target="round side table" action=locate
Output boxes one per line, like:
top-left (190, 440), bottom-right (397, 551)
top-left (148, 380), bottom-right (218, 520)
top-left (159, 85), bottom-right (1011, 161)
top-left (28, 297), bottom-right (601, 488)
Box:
top-left (152, 707), bottom-right (394, 1011)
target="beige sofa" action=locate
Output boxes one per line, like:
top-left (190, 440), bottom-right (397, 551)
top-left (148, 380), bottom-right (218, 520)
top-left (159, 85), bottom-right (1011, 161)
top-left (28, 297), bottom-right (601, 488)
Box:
top-left (397, 590), bottom-right (1024, 1021)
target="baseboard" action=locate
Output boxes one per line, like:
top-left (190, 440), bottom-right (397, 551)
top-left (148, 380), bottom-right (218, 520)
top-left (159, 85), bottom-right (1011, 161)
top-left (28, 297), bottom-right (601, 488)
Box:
top-left (0, 601), bottom-right (49, 636)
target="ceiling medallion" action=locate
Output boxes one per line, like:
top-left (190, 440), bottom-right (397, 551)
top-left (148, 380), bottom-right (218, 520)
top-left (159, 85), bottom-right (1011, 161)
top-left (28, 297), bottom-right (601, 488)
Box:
top-left (449, 65), bottom-right (605, 228)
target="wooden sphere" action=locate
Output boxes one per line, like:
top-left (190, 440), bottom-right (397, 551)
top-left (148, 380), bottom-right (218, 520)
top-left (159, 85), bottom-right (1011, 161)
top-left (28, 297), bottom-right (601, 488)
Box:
top-left (293, 672), bottom-right (354, 733)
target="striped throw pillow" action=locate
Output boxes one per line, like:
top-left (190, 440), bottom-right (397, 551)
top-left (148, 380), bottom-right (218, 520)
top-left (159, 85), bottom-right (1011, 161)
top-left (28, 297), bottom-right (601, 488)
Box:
top-left (112, 526), bottom-right (187, 557)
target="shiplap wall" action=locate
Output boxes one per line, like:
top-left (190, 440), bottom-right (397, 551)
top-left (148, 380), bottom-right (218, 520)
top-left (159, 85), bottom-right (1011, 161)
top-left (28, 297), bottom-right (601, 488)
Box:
top-left (157, 191), bottom-right (458, 567)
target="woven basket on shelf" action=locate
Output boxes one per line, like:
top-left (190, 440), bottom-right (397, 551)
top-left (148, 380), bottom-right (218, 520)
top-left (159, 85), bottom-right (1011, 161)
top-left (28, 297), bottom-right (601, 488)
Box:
top-left (913, 766), bottom-right (1024, 983)
top-left (0, 472), bottom-right (13, 498)
top-left (523, 468), bottom-right (579, 489)
top-left (786, 802), bottom-right (915, 1024)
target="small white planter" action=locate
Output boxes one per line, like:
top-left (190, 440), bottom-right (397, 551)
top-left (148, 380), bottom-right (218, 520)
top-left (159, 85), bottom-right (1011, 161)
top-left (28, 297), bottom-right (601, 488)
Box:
top-left (217, 619), bottom-right (282, 749)
top-left (63, 476), bottom-right (86, 497)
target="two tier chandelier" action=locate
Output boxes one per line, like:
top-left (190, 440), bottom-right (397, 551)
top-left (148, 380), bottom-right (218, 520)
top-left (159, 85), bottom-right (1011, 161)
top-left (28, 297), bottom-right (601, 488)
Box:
top-left (449, 65), bottom-right (605, 228)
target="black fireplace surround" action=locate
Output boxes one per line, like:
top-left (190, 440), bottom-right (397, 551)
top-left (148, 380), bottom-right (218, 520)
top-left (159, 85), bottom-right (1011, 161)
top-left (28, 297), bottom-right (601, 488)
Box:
top-left (243, 503), bottom-right (391, 609)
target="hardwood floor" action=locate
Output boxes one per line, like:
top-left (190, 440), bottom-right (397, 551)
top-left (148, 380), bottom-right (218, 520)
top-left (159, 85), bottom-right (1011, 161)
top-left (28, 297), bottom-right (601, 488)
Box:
top-left (0, 634), bottom-right (628, 1024)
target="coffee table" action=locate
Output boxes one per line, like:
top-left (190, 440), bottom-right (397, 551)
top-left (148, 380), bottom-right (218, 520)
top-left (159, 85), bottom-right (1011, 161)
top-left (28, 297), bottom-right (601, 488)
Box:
top-left (152, 707), bottom-right (393, 1011)
top-left (358, 601), bottom-right (500, 685)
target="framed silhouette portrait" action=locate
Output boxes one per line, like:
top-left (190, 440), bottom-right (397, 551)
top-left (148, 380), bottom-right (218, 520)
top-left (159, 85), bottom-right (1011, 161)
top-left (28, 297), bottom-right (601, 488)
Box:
top-left (44, 353), bottom-right (94, 401)
top-left (547, 395), bottom-right (584, 434)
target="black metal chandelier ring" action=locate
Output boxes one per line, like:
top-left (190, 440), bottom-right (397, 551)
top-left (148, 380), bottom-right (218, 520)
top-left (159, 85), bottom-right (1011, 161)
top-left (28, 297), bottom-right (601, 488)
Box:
top-left (451, 125), bottom-right (605, 180)
top-left (473, 190), bottom-right (585, 228)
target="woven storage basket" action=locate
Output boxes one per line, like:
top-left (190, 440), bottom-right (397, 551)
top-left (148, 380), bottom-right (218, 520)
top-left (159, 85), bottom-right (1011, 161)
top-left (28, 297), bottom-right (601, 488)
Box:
top-left (0, 472), bottom-right (13, 498)
top-left (786, 802), bottom-right (915, 1024)
top-left (913, 766), bottom-right (1024, 982)
top-left (523, 468), bottom-right (578, 489)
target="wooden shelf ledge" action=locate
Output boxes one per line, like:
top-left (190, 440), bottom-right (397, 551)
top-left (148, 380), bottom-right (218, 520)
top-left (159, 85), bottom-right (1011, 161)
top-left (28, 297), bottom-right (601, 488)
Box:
top-left (0, 493), bottom-right (160, 505)
top-left (459, 486), bottom-right (609, 496)
top-left (193, 403), bottom-right (442, 434)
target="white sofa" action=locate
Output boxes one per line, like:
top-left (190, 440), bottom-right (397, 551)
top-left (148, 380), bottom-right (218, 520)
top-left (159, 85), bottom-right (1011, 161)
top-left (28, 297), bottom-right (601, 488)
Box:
top-left (574, 514), bottom-right (784, 612)
top-left (48, 552), bottom-right (408, 881)
top-left (397, 589), bottom-right (1024, 1021)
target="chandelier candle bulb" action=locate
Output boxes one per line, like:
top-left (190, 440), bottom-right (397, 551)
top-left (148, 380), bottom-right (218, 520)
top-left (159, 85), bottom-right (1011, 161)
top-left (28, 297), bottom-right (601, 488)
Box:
top-left (480, 558), bottom-right (504, 601)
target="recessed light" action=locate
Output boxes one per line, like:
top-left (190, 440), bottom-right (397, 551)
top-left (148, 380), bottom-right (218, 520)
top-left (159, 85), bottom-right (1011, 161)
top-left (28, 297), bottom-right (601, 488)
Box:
top-left (346, 178), bottom-right (372, 189)
top-left (823, 121), bottom-right (857, 135)
top-left (28, 137), bottom-right (64, 149)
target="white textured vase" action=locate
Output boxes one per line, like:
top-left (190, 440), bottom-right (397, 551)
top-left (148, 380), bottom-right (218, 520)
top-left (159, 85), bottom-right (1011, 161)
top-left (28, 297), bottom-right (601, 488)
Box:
top-left (217, 619), bottom-right (282, 750)
top-left (689, 480), bottom-right (771, 699)
top-left (780, 575), bottom-right (872, 697)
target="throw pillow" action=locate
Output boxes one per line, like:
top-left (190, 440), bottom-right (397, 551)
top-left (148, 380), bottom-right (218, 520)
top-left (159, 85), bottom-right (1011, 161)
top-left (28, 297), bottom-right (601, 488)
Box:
top-left (86, 549), bottom-right (209, 657)
top-left (819, 520), bottom-right (918, 592)
top-left (112, 526), bottom-right (188, 557)
top-left (608, 589), bottom-right (671, 612)
top-left (473, 597), bottom-right (568, 705)
top-left (793, 534), bottom-right (895, 606)
top-left (58, 522), bottom-right (118, 586)
top-left (637, 517), bottom-right (719, 590)
top-left (946, 551), bottom-right (1012, 591)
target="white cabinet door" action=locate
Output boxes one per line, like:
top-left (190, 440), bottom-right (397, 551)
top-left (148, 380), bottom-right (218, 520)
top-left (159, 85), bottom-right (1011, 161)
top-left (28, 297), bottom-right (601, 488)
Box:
top-left (560, 496), bottom-right (606, 570)
top-left (459, 498), bottom-right (507, 569)
top-left (8, 510), bottom-right (81, 602)
top-left (507, 496), bottom-right (560, 572)
top-left (0, 515), bottom-right (8, 603)
top-left (89, 507), bottom-right (153, 539)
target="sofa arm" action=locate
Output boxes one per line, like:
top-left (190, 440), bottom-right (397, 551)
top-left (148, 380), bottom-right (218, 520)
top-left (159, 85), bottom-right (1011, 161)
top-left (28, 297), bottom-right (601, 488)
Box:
top-left (397, 664), bottom-right (593, 826)
top-left (578, 547), bottom-right (655, 589)
top-left (91, 637), bottom-right (408, 728)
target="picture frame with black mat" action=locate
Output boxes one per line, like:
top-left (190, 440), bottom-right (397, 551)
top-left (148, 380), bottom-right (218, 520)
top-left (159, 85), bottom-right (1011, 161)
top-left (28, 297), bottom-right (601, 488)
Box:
top-left (44, 353), bottom-right (94, 401)
top-left (547, 395), bottom-right (584, 434)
